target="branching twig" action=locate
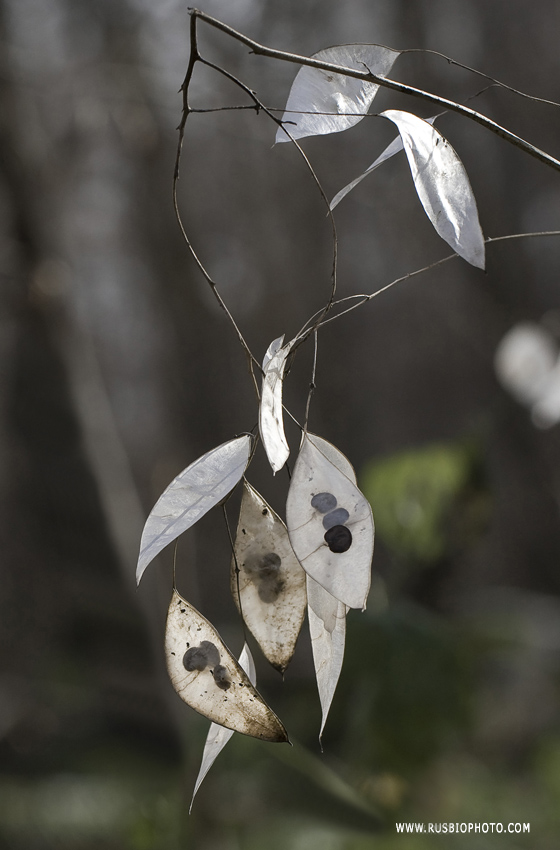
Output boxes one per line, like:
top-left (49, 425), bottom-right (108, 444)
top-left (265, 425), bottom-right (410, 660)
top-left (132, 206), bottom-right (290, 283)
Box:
top-left (196, 55), bottom-right (339, 316)
top-left (189, 8), bottom-right (560, 174)
top-left (173, 14), bottom-right (262, 399)
top-left (401, 47), bottom-right (560, 111)
top-left (307, 230), bottom-right (560, 333)
top-left (180, 11), bottom-right (560, 436)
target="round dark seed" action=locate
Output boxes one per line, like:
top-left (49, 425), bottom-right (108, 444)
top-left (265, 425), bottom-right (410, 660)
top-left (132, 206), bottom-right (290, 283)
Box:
top-left (199, 640), bottom-right (220, 667)
top-left (258, 576), bottom-right (285, 603)
top-left (322, 507), bottom-right (350, 530)
top-left (311, 492), bottom-right (337, 513)
top-left (324, 524), bottom-right (353, 553)
top-left (183, 646), bottom-right (208, 672)
top-left (259, 552), bottom-right (281, 577)
top-left (243, 551), bottom-right (281, 578)
top-left (213, 664), bottom-right (232, 690)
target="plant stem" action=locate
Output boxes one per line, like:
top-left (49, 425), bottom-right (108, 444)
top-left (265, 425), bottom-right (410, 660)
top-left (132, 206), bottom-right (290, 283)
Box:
top-left (190, 8), bottom-right (560, 175)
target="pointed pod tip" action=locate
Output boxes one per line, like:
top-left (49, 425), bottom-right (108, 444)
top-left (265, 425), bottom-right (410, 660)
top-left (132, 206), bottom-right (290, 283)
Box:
top-left (279, 727), bottom-right (291, 745)
top-left (272, 661), bottom-right (287, 677)
top-left (465, 243), bottom-right (485, 270)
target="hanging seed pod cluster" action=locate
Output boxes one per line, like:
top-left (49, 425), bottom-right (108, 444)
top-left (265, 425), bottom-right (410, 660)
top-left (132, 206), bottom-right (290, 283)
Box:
top-left (131, 0), bottom-right (517, 802)
top-left (136, 332), bottom-right (376, 804)
top-left (137, 364), bottom-right (375, 802)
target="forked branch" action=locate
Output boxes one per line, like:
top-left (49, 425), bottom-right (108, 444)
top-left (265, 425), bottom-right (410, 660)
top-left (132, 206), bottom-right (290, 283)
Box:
top-left (189, 7), bottom-right (560, 175)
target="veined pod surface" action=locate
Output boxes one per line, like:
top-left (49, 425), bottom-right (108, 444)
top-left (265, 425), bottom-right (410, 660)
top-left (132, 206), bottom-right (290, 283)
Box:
top-left (165, 588), bottom-right (289, 743)
top-left (231, 480), bottom-right (307, 673)
top-left (286, 433), bottom-right (374, 610)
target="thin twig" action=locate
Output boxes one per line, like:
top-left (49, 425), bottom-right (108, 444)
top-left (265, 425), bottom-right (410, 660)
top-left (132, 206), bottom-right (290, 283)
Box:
top-left (304, 329), bottom-right (318, 432)
top-left (190, 8), bottom-right (560, 174)
top-left (195, 53), bottom-right (343, 429)
top-left (198, 55), bottom-right (339, 313)
top-left (401, 47), bottom-right (560, 111)
top-left (308, 230), bottom-right (560, 333)
top-left (172, 15), bottom-right (261, 399)
top-left (222, 502), bottom-right (248, 644)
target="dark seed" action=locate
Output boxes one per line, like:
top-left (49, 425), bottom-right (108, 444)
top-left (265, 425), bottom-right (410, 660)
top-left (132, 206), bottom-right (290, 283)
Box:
top-left (258, 577), bottom-right (285, 603)
top-left (323, 507), bottom-right (350, 530)
top-left (311, 492), bottom-right (337, 513)
top-left (324, 524), bottom-right (352, 553)
top-left (183, 640), bottom-right (220, 671)
top-left (183, 646), bottom-right (208, 672)
top-left (213, 664), bottom-right (232, 690)
top-left (199, 640), bottom-right (220, 667)
top-left (244, 551), bottom-right (281, 578)
top-left (259, 552), bottom-right (281, 577)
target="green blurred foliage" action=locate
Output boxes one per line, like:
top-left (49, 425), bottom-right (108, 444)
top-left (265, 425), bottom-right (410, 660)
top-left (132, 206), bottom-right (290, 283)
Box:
top-left (361, 440), bottom-right (491, 566)
top-left (337, 605), bottom-right (473, 776)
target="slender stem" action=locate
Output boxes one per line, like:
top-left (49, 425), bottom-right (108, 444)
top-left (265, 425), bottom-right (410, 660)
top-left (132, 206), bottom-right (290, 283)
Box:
top-left (198, 56), bottom-right (339, 313)
top-left (172, 15), bottom-right (262, 398)
top-left (486, 230), bottom-right (560, 244)
top-left (304, 329), bottom-right (318, 432)
top-left (190, 8), bottom-right (560, 174)
top-left (222, 502), bottom-right (248, 644)
top-left (401, 47), bottom-right (560, 111)
top-left (310, 230), bottom-right (560, 332)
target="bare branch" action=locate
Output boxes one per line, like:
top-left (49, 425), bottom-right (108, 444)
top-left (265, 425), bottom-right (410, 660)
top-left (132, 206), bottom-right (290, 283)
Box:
top-left (172, 14), bottom-right (262, 398)
top-left (309, 230), bottom-right (560, 332)
top-left (190, 8), bottom-right (560, 174)
top-left (401, 48), bottom-right (560, 111)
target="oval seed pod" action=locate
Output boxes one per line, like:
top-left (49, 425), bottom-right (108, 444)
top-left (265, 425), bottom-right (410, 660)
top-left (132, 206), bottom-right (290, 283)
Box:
top-left (165, 588), bottom-right (289, 742)
top-left (380, 109), bottom-right (485, 268)
top-left (307, 576), bottom-right (348, 743)
top-left (137, 435), bottom-right (252, 584)
top-left (231, 479), bottom-right (307, 674)
top-left (275, 44), bottom-right (400, 143)
top-left (304, 437), bottom-right (355, 741)
top-left (286, 433), bottom-right (374, 610)
top-left (259, 336), bottom-right (296, 474)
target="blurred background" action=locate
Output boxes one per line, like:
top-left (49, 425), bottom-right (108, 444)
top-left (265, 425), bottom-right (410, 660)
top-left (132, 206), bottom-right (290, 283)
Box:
top-left (2, 0), bottom-right (560, 847)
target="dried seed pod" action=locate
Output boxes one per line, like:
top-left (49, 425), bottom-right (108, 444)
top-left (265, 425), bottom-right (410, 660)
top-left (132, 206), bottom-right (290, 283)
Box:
top-left (137, 435), bottom-right (252, 584)
top-left (231, 480), bottom-right (307, 674)
top-left (307, 576), bottom-right (348, 743)
top-left (259, 336), bottom-right (295, 474)
top-left (286, 433), bottom-right (374, 609)
top-left (166, 589), bottom-right (289, 742)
